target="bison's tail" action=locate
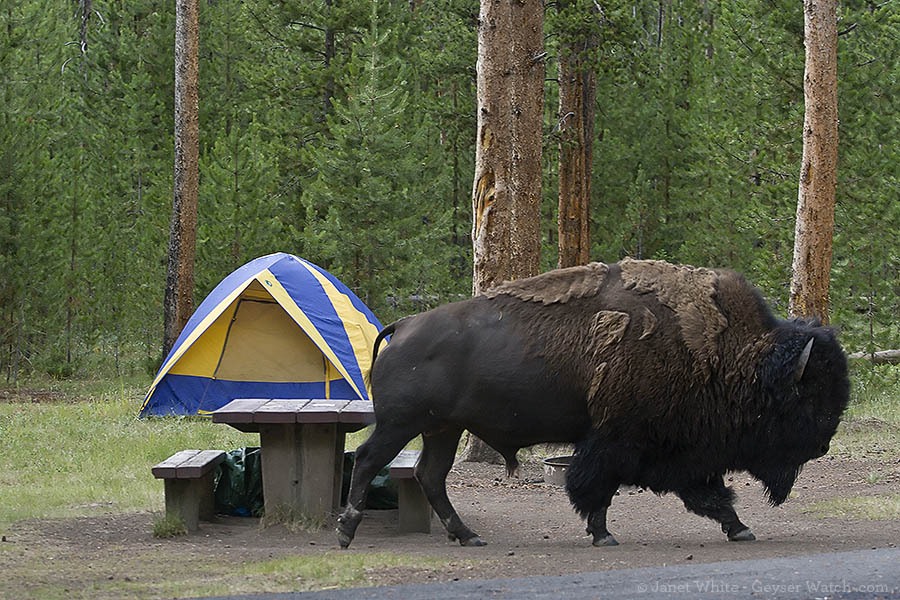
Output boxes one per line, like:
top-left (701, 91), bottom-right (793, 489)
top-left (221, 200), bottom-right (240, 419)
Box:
top-left (364, 320), bottom-right (399, 391)
top-left (371, 322), bottom-right (397, 365)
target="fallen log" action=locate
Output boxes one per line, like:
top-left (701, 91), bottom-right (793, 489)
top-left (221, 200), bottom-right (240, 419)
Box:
top-left (847, 349), bottom-right (900, 365)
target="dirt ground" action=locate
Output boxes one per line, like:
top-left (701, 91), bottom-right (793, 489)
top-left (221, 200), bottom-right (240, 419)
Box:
top-left (3, 449), bottom-right (899, 598)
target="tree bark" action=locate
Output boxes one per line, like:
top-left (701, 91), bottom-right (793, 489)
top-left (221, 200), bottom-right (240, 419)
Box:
top-left (462, 0), bottom-right (545, 463)
top-left (163, 0), bottom-right (200, 358)
top-left (789, 0), bottom-right (838, 323)
top-left (557, 1), bottom-right (596, 268)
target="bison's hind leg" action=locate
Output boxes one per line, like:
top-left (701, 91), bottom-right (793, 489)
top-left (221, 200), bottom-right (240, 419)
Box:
top-left (417, 427), bottom-right (486, 546)
top-left (337, 423), bottom-right (418, 549)
top-left (676, 476), bottom-right (755, 542)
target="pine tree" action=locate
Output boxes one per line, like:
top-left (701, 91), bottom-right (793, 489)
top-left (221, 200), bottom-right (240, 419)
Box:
top-left (301, 0), bottom-right (447, 316)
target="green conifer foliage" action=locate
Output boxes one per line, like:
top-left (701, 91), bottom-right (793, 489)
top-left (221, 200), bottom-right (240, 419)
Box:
top-left (300, 0), bottom-right (452, 318)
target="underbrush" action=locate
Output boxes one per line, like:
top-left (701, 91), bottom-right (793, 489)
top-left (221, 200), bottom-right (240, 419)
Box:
top-left (831, 363), bottom-right (900, 460)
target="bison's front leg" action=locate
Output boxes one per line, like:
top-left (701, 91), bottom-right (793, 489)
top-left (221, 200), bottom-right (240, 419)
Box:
top-left (676, 476), bottom-right (756, 542)
top-left (585, 506), bottom-right (619, 547)
top-left (418, 428), bottom-right (485, 546)
top-left (565, 450), bottom-right (620, 546)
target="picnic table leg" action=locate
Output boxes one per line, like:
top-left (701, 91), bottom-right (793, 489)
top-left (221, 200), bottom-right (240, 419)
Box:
top-left (397, 478), bottom-right (433, 533)
top-left (164, 479), bottom-right (202, 532)
top-left (198, 470), bottom-right (217, 522)
top-left (259, 423), bottom-right (338, 522)
top-left (333, 431), bottom-right (347, 510)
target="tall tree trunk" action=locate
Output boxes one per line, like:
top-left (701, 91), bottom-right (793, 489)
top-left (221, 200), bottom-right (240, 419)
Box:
top-left (557, 0), bottom-right (596, 268)
top-left (462, 0), bottom-right (545, 463)
top-left (163, 0), bottom-right (200, 358)
top-left (790, 0), bottom-right (838, 323)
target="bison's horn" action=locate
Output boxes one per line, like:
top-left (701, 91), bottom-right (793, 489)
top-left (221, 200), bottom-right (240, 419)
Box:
top-left (794, 338), bottom-right (814, 382)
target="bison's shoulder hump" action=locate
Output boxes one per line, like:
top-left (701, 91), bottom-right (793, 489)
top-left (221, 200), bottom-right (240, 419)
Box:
top-left (484, 262), bottom-right (610, 305)
top-left (620, 258), bottom-right (728, 378)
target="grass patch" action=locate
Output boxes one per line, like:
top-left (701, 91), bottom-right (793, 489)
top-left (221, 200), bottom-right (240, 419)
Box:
top-left (260, 504), bottom-right (329, 532)
top-left (239, 551), bottom-right (448, 592)
top-left (804, 495), bottom-right (900, 521)
top-left (3, 542), bottom-right (453, 600)
top-left (864, 471), bottom-right (884, 485)
top-left (151, 512), bottom-right (187, 538)
top-left (0, 377), bottom-right (259, 530)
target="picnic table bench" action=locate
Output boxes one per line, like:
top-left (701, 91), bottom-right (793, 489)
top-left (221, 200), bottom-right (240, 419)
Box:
top-left (152, 449), bottom-right (225, 531)
top-left (388, 449), bottom-right (432, 533)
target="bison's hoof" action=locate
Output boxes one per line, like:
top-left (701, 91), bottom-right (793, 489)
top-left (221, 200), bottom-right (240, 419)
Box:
top-left (728, 528), bottom-right (756, 542)
top-left (336, 509), bottom-right (361, 549)
top-left (592, 534), bottom-right (619, 547)
top-left (336, 528), bottom-right (353, 549)
top-left (460, 536), bottom-right (487, 547)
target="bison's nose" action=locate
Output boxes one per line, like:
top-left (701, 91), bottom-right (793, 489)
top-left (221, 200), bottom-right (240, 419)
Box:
top-left (817, 443), bottom-right (830, 458)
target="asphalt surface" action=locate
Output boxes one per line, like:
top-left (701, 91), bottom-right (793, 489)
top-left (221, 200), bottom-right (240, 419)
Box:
top-left (200, 547), bottom-right (900, 600)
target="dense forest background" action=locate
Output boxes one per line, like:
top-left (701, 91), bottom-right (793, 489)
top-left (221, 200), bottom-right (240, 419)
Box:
top-left (1, 0), bottom-right (898, 381)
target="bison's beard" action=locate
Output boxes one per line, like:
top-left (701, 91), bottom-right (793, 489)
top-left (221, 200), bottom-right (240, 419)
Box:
top-left (752, 464), bottom-right (803, 506)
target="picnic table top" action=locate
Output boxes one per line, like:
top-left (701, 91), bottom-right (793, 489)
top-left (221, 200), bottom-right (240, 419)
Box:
top-left (212, 398), bottom-right (375, 428)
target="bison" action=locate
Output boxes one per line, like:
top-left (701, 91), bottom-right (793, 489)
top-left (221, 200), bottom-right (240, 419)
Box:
top-left (337, 259), bottom-right (849, 548)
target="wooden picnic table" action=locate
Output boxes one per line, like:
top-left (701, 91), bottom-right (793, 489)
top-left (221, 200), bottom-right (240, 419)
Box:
top-left (212, 398), bottom-right (375, 521)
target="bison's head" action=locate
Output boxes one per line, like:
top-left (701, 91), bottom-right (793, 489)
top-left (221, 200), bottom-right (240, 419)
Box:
top-left (747, 321), bottom-right (849, 505)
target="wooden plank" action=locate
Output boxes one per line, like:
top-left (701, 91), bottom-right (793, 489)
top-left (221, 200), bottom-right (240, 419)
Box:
top-left (152, 449), bottom-right (200, 479)
top-left (175, 450), bottom-right (226, 478)
top-left (253, 399), bottom-right (311, 424)
top-left (389, 449), bottom-right (420, 479)
top-left (338, 400), bottom-right (375, 425)
top-left (297, 399), bottom-right (350, 423)
top-left (211, 398), bottom-right (270, 423)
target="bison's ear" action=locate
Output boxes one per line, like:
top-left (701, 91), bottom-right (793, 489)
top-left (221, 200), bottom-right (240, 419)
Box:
top-left (794, 338), bottom-right (814, 382)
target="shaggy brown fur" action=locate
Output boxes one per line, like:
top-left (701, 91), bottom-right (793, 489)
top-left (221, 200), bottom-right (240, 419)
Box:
top-left (637, 306), bottom-right (658, 340)
top-left (620, 258), bottom-right (727, 380)
top-left (485, 262), bottom-right (609, 305)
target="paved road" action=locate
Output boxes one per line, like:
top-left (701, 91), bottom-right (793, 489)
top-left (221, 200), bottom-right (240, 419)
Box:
top-left (201, 547), bottom-right (900, 600)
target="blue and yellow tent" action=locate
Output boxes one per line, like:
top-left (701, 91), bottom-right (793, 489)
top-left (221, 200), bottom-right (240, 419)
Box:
top-left (139, 253), bottom-right (383, 417)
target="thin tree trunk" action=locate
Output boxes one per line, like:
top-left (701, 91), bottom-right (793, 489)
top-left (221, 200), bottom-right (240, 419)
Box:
top-left (463, 0), bottom-right (545, 463)
top-left (557, 0), bottom-right (596, 268)
top-left (12, 302), bottom-right (21, 385)
top-left (322, 0), bottom-right (335, 122)
top-left (67, 149), bottom-right (81, 365)
top-left (790, 0), bottom-right (838, 323)
top-left (163, 0), bottom-right (200, 358)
